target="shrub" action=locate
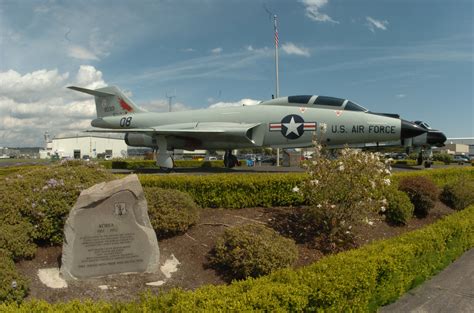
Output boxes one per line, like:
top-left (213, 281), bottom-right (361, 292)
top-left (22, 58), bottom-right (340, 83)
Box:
top-left (0, 249), bottom-right (29, 304)
top-left (383, 188), bottom-right (414, 225)
top-left (433, 153), bottom-right (453, 165)
top-left (0, 222), bottom-right (36, 261)
top-left (0, 161), bottom-right (114, 247)
top-left (143, 187), bottom-right (200, 238)
top-left (298, 135), bottom-right (392, 252)
top-left (398, 176), bottom-right (439, 218)
top-left (440, 177), bottom-right (474, 210)
top-left (209, 223), bottom-right (298, 279)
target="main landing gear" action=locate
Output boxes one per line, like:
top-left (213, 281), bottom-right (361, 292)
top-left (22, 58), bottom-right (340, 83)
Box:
top-left (224, 150), bottom-right (239, 168)
top-left (416, 148), bottom-right (433, 168)
top-left (156, 136), bottom-right (174, 172)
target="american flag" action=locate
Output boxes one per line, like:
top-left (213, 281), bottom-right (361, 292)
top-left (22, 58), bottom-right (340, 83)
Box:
top-left (274, 28), bottom-right (279, 47)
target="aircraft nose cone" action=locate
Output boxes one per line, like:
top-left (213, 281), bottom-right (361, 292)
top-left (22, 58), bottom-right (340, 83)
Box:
top-left (400, 119), bottom-right (427, 139)
top-left (427, 131), bottom-right (447, 147)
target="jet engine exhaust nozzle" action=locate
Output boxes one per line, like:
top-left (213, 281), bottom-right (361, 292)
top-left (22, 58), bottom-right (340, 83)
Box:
top-left (401, 120), bottom-right (427, 139)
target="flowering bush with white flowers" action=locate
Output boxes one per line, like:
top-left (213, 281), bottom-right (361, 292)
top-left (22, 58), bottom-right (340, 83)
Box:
top-left (301, 145), bottom-right (392, 213)
top-left (295, 132), bottom-right (393, 252)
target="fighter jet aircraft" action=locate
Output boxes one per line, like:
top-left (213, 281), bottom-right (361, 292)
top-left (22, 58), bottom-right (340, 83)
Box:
top-left (68, 86), bottom-right (446, 169)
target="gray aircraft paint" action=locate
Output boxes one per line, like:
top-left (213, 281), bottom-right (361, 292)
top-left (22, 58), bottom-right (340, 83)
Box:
top-left (68, 85), bottom-right (428, 154)
top-left (92, 105), bottom-right (400, 150)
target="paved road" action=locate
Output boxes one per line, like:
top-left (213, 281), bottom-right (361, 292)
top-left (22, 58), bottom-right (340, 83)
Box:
top-left (381, 249), bottom-right (474, 313)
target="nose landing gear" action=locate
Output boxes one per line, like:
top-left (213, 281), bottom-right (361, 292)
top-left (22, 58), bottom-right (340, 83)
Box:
top-left (224, 150), bottom-right (239, 168)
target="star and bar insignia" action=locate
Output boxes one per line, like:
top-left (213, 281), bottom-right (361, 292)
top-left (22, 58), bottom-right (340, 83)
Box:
top-left (269, 114), bottom-right (316, 139)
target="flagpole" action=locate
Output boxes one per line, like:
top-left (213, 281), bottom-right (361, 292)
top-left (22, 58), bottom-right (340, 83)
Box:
top-left (274, 15), bottom-right (280, 166)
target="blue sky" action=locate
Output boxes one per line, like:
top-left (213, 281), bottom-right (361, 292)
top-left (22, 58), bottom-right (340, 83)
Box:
top-left (0, 0), bottom-right (472, 146)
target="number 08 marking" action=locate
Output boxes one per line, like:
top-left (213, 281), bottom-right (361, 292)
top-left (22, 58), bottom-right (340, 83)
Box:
top-left (120, 116), bottom-right (132, 127)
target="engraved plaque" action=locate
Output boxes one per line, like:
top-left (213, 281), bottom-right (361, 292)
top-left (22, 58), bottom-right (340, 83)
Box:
top-left (60, 175), bottom-right (159, 280)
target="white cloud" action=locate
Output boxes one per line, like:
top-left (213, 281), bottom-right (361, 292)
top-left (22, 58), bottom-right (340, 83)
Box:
top-left (0, 66), bottom-right (107, 146)
top-left (68, 45), bottom-right (99, 61)
top-left (366, 17), bottom-right (389, 32)
top-left (396, 94), bottom-right (406, 98)
top-left (75, 65), bottom-right (106, 90)
top-left (300, 0), bottom-right (339, 24)
top-left (181, 48), bottom-right (195, 52)
top-left (281, 42), bottom-right (311, 57)
top-left (211, 47), bottom-right (223, 54)
top-left (208, 99), bottom-right (260, 109)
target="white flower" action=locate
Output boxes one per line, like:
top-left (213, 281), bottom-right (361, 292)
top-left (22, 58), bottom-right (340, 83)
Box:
top-left (384, 169), bottom-right (391, 175)
top-left (380, 206), bottom-right (386, 212)
top-left (292, 186), bottom-right (300, 193)
top-left (338, 165), bottom-right (345, 171)
top-left (381, 198), bottom-right (388, 205)
top-left (317, 204), bottom-right (322, 208)
top-left (320, 123), bottom-right (327, 133)
top-left (364, 217), bottom-right (374, 225)
top-left (310, 179), bottom-right (319, 186)
top-left (383, 178), bottom-right (391, 186)
top-left (370, 181), bottom-right (376, 189)
top-left (330, 204), bottom-right (336, 208)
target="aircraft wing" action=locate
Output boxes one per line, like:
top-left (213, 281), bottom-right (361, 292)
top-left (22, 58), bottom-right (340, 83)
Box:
top-left (86, 122), bottom-right (265, 146)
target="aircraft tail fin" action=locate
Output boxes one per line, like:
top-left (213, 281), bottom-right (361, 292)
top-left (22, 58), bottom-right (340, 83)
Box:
top-left (68, 85), bottom-right (144, 118)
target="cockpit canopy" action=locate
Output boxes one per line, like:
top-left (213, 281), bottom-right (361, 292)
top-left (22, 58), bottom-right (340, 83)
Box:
top-left (278, 95), bottom-right (368, 112)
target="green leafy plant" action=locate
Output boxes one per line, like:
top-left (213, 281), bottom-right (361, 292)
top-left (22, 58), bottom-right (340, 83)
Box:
top-left (398, 176), bottom-right (439, 218)
top-left (433, 153), bottom-right (453, 165)
top-left (144, 187), bottom-right (200, 238)
top-left (296, 131), bottom-right (392, 251)
top-left (0, 161), bottom-right (114, 247)
top-left (0, 249), bottom-right (29, 304)
top-left (383, 188), bottom-right (414, 225)
top-left (440, 176), bottom-right (474, 210)
top-left (209, 223), bottom-right (298, 279)
top-left (2, 205), bottom-right (473, 311)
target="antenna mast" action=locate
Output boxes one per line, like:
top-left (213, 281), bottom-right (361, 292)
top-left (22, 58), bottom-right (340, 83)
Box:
top-left (166, 91), bottom-right (176, 112)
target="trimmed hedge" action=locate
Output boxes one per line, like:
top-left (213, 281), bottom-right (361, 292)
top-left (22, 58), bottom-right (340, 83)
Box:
top-left (3, 205), bottom-right (473, 311)
top-left (393, 167), bottom-right (474, 187)
top-left (138, 168), bottom-right (473, 208)
top-left (140, 173), bottom-right (305, 208)
top-left (99, 159), bottom-right (228, 169)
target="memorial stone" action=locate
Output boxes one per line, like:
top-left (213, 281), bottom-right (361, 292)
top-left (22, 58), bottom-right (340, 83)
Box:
top-left (60, 174), bottom-right (159, 280)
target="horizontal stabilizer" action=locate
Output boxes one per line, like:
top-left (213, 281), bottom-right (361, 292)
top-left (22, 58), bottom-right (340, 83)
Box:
top-left (68, 86), bottom-right (115, 97)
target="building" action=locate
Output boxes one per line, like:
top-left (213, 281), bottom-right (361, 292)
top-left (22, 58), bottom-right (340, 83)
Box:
top-left (42, 133), bottom-right (128, 159)
top-left (436, 138), bottom-right (474, 157)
